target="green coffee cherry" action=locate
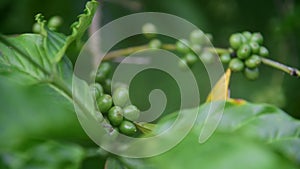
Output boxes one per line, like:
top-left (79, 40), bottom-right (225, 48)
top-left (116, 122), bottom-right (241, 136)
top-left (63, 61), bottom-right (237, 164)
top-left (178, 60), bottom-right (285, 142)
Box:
top-left (32, 23), bottom-right (41, 33)
top-left (142, 23), bottom-right (157, 38)
top-left (96, 62), bottom-right (111, 83)
top-left (189, 29), bottom-right (204, 44)
top-left (103, 79), bottom-right (112, 94)
top-left (200, 51), bottom-right (215, 64)
top-left (178, 59), bottom-right (189, 71)
top-left (185, 53), bottom-right (198, 65)
top-left (119, 120), bottom-right (137, 136)
top-left (191, 44), bottom-right (202, 54)
top-left (112, 87), bottom-right (129, 107)
top-left (98, 62), bottom-right (111, 75)
top-left (237, 44), bottom-right (251, 59)
top-left (205, 33), bottom-right (213, 43)
top-left (149, 39), bottom-right (162, 49)
top-left (229, 33), bottom-right (243, 50)
top-left (176, 39), bottom-right (190, 53)
top-left (97, 94), bottom-right (113, 113)
top-left (244, 67), bottom-right (259, 80)
top-left (123, 105), bottom-right (140, 121)
top-left (259, 46), bottom-right (269, 57)
top-left (220, 53), bottom-right (231, 64)
top-left (242, 31), bottom-right (252, 40)
top-left (48, 16), bottom-right (63, 30)
top-left (108, 106), bottom-right (124, 126)
top-left (112, 82), bottom-right (128, 92)
top-left (229, 58), bottom-right (244, 72)
top-left (249, 41), bottom-right (260, 54)
top-left (245, 55), bottom-right (261, 68)
top-left (250, 33), bottom-right (263, 45)
top-left (90, 83), bottom-right (104, 99)
top-left (96, 71), bottom-right (107, 83)
top-left (240, 34), bottom-right (248, 43)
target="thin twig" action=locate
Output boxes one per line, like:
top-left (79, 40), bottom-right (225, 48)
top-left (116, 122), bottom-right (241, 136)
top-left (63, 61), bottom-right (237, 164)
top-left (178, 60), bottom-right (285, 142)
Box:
top-left (103, 44), bottom-right (300, 78)
top-left (261, 58), bottom-right (300, 77)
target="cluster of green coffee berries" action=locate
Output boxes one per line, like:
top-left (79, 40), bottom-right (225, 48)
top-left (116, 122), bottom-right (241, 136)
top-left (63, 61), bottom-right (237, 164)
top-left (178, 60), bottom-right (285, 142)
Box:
top-left (220, 32), bottom-right (269, 80)
top-left (141, 23), bottom-right (214, 70)
top-left (90, 63), bottom-right (141, 136)
top-left (176, 30), bottom-right (214, 70)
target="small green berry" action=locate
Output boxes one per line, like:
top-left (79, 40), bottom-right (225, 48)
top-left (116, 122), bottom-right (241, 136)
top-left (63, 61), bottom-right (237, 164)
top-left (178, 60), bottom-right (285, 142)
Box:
top-left (123, 105), bottom-right (140, 121)
top-left (97, 94), bottom-right (113, 113)
top-left (112, 82), bottom-right (128, 92)
top-left (185, 53), bottom-right (198, 65)
top-left (259, 46), bottom-right (269, 57)
top-left (32, 23), bottom-right (41, 33)
top-left (237, 44), bottom-right (251, 59)
top-left (189, 29), bottom-right (204, 44)
top-left (178, 59), bottom-right (189, 71)
top-left (103, 79), bottom-right (112, 94)
top-left (176, 39), bottom-right (190, 53)
top-left (229, 33), bottom-right (243, 50)
top-left (220, 53), bottom-right (231, 64)
top-left (98, 62), bottom-right (111, 75)
top-left (244, 67), bottom-right (259, 80)
top-left (245, 55), bottom-right (261, 68)
top-left (142, 23), bottom-right (157, 38)
top-left (96, 62), bottom-right (111, 83)
top-left (205, 33), bottom-right (213, 43)
top-left (108, 106), bottom-right (124, 126)
top-left (95, 72), bottom-right (106, 83)
top-left (249, 41), bottom-right (260, 54)
top-left (112, 87), bottom-right (129, 107)
top-left (242, 31), bottom-right (252, 40)
top-left (250, 33), bottom-right (263, 45)
top-left (229, 58), bottom-right (244, 72)
top-left (90, 83), bottom-right (104, 99)
top-left (191, 44), bottom-right (202, 54)
top-left (149, 39), bottom-right (162, 49)
top-left (240, 34), bottom-right (248, 43)
top-left (200, 51), bottom-right (215, 64)
top-left (119, 121), bottom-right (137, 136)
top-left (48, 16), bottom-right (63, 30)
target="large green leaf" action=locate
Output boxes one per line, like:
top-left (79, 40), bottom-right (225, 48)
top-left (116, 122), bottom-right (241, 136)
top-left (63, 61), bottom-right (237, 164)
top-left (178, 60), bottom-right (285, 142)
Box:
top-left (146, 101), bottom-right (300, 169)
top-left (0, 0), bottom-right (99, 151)
top-left (0, 0), bottom-right (98, 82)
top-left (0, 141), bottom-right (86, 169)
top-left (0, 34), bottom-right (53, 81)
top-left (0, 78), bottom-right (88, 150)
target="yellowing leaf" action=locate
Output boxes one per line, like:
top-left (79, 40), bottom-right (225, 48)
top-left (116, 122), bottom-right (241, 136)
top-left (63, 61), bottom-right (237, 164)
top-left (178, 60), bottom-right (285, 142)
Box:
top-left (206, 68), bottom-right (231, 102)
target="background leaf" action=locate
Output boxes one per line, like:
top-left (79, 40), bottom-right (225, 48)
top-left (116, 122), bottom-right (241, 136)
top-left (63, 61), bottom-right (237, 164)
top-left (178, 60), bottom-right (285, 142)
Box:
top-left (104, 158), bottom-right (123, 169)
top-left (146, 101), bottom-right (300, 169)
top-left (0, 141), bottom-right (86, 169)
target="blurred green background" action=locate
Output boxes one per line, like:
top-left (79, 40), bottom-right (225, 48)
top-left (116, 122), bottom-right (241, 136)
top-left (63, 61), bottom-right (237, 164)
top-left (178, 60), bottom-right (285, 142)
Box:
top-left (0, 0), bottom-right (300, 168)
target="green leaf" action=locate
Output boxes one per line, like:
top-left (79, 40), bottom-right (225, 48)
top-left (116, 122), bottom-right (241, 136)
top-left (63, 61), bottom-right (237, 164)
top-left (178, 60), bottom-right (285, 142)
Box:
top-left (146, 101), bottom-right (300, 169)
top-left (0, 0), bottom-right (98, 81)
top-left (105, 157), bottom-right (123, 169)
top-left (51, 0), bottom-right (98, 62)
top-left (1, 141), bottom-right (86, 169)
top-left (0, 34), bottom-right (52, 81)
top-left (0, 79), bottom-right (88, 150)
top-left (214, 100), bottom-right (300, 163)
